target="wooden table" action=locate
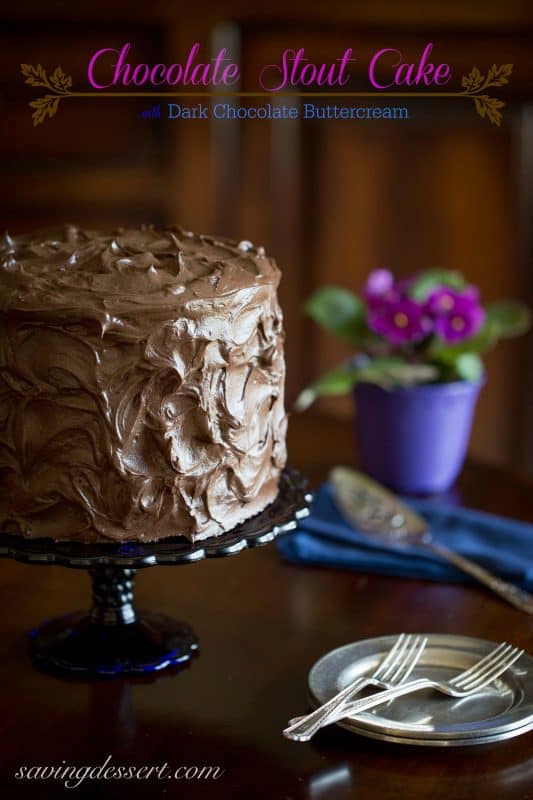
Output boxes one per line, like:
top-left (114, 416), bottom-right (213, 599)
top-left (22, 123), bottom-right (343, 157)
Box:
top-left (1, 414), bottom-right (532, 800)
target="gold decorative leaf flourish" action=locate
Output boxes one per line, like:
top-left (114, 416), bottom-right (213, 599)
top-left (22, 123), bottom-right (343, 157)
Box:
top-left (49, 66), bottom-right (72, 93)
top-left (485, 63), bottom-right (513, 89)
top-left (29, 95), bottom-right (61, 126)
top-left (20, 63), bottom-right (50, 89)
top-left (473, 95), bottom-right (505, 127)
top-left (462, 66), bottom-right (484, 92)
top-left (21, 63), bottom-right (73, 126)
top-left (473, 96), bottom-right (487, 119)
top-left (461, 63), bottom-right (512, 126)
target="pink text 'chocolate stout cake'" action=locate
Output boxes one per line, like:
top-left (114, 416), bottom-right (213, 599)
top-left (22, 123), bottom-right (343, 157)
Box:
top-left (0, 225), bottom-right (287, 542)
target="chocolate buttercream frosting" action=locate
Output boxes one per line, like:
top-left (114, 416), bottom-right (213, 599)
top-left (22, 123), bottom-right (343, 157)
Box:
top-left (0, 224), bottom-right (287, 542)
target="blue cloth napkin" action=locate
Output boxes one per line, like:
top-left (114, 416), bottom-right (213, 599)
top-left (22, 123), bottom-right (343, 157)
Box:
top-left (277, 482), bottom-right (533, 590)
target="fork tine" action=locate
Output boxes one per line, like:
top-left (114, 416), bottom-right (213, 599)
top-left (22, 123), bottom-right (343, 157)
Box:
top-left (450, 642), bottom-right (509, 687)
top-left (466, 647), bottom-right (523, 691)
top-left (461, 647), bottom-right (523, 691)
top-left (385, 636), bottom-right (420, 682)
top-left (454, 643), bottom-right (512, 690)
top-left (374, 634), bottom-right (410, 680)
top-left (459, 643), bottom-right (514, 690)
top-left (390, 636), bottom-right (428, 684)
top-left (385, 636), bottom-right (418, 682)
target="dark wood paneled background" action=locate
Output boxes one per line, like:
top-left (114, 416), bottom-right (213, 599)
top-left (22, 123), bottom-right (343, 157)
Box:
top-left (2, 1), bottom-right (532, 473)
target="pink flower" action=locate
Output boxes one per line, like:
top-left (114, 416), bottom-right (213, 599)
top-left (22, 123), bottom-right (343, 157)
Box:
top-left (434, 299), bottom-right (485, 343)
top-left (364, 268), bottom-right (394, 298)
top-left (427, 288), bottom-right (485, 343)
top-left (426, 286), bottom-right (479, 315)
top-left (363, 269), bottom-right (403, 311)
top-left (368, 298), bottom-right (432, 345)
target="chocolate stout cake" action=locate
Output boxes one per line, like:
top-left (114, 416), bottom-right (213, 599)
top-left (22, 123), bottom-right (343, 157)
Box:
top-left (0, 225), bottom-right (287, 542)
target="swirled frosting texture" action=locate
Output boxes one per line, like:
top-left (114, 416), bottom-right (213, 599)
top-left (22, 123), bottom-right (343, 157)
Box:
top-left (0, 225), bottom-right (287, 542)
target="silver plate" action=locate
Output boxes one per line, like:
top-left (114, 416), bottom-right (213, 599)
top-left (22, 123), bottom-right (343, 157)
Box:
top-left (308, 634), bottom-right (533, 747)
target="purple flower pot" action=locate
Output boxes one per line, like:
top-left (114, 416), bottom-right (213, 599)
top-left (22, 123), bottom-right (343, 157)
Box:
top-left (353, 380), bottom-right (483, 495)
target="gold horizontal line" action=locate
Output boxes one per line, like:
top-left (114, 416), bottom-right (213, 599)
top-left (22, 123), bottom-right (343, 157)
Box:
top-left (63, 91), bottom-right (469, 99)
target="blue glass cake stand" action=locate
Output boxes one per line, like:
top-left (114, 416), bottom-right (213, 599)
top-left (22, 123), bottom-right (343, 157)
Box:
top-left (0, 469), bottom-right (311, 678)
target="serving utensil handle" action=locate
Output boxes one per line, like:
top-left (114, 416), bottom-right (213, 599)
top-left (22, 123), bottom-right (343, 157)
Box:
top-left (428, 542), bottom-right (533, 615)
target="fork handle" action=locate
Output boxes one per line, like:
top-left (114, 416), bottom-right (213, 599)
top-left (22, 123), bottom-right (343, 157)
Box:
top-left (283, 676), bottom-right (372, 737)
top-left (284, 678), bottom-right (432, 741)
top-left (427, 542), bottom-right (533, 615)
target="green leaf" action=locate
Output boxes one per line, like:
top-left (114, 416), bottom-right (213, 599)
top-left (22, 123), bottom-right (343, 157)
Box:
top-left (294, 363), bottom-right (359, 411)
top-left (359, 359), bottom-right (439, 387)
top-left (485, 300), bottom-right (531, 339)
top-left (305, 286), bottom-right (364, 346)
top-left (294, 358), bottom-right (438, 411)
top-left (409, 269), bottom-right (465, 302)
top-left (451, 353), bottom-right (484, 382)
top-left (428, 324), bottom-right (494, 361)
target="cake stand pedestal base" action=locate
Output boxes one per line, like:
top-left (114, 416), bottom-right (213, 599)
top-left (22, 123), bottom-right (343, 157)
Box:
top-left (29, 567), bottom-right (199, 676)
top-left (0, 469), bottom-right (311, 678)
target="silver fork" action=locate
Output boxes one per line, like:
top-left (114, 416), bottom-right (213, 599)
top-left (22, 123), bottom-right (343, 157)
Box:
top-left (285, 642), bottom-right (523, 741)
top-left (283, 634), bottom-right (427, 739)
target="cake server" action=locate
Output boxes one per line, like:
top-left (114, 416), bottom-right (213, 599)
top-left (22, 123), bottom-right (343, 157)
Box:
top-left (330, 466), bottom-right (533, 614)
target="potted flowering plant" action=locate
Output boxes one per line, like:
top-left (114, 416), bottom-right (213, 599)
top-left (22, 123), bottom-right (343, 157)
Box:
top-left (297, 269), bottom-right (531, 493)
